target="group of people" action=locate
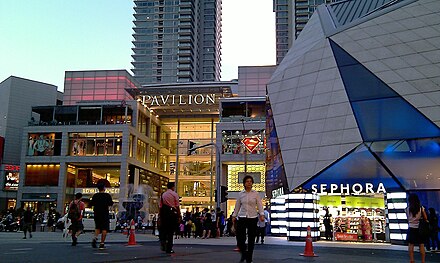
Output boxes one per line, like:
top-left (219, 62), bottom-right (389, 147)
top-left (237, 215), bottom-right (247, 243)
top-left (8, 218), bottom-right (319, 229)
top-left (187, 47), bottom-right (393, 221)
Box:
top-left (158, 176), bottom-right (267, 263)
top-left (66, 179), bottom-right (114, 249)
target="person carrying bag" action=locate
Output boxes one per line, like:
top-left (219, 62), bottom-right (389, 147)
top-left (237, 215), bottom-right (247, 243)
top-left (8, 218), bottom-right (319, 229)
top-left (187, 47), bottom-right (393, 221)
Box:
top-left (406, 194), bottom-right (428, 263)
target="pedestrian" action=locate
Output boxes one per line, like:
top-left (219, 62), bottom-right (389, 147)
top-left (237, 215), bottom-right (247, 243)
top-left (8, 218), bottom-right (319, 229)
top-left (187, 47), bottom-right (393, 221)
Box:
top-left (256, 207), bottom-right (269, 244)
top-left (68, 192), bottom-right (85, 246)
top-left (90, 181), bottom-right (114, 250)
top-left (159, 182), bottom-right (180, 254)
top-left (406, 193), bottom-right (428, 263)
top-left (22, 207), bottom-right (33, 239)
top-left (232, 175), bottom-right (265, 263)
top-left (323, 208), bottom-right (332, 240)
top-left (427, 207), bottom-right (439, 251)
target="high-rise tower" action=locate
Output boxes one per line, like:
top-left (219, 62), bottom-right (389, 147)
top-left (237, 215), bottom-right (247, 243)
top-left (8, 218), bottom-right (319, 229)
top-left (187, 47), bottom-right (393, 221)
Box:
top-left (274, 0), bottom-right (340, 65)
top-left (131, 0), bottom-right (222, 85)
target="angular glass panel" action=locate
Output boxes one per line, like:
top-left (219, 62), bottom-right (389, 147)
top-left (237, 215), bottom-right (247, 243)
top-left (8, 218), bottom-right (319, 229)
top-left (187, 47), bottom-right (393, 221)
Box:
top-left (372, 137), bottom-right (440, 190)
top-left (352, 98), bottom-right (440, 141)
top-left (330, 39), bottom-right (440, 141)
top-left (302, 144), bottom-right (404, 193)
top-left (330, 39), bottom-right (397, 101)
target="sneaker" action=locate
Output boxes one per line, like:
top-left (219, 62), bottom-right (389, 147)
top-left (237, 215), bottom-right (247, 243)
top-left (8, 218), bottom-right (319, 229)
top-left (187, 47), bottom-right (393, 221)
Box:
top-left (91, 238), bottom-right (97, 248)
top-left (23, 237), bottom-right (26, 239)
top-left (166, 250), bottom-right (175, 254)
top-left (99, 243), bottom-right (105, 250)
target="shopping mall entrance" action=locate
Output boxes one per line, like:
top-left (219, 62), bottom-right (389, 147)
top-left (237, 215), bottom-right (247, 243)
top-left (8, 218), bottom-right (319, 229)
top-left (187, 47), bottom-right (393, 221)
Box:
top-left (318, 194), bottom-right (386, 242)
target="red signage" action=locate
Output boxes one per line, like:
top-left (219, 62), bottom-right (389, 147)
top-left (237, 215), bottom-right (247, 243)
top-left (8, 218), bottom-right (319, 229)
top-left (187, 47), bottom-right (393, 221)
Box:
top-left (4, 165), bottom-right (20, 171)
top-left (241, 137), bottom-right (261, 152)
top-left (334, 232), bottom-right (358, 241)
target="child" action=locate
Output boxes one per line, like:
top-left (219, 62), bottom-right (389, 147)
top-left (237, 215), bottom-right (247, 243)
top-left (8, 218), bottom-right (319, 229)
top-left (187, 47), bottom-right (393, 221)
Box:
top-left (179, 222), bottom-right (185, 238)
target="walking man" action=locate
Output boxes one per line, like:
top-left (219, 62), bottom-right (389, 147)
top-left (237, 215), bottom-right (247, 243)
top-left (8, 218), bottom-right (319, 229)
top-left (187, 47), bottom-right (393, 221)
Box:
top-left (159, 182), bottom-right (180, 254)
top-left (68, 192), bottom-right (85, 246)
top-left (22, 207), bottom-right (33, 239)
top-left (90, 181), bottom-right (114, 249)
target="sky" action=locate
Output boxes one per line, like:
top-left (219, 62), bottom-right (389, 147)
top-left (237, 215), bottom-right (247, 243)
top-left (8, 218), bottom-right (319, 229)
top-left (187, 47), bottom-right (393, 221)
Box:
top-left (0, 0), bottom-right (275, 91)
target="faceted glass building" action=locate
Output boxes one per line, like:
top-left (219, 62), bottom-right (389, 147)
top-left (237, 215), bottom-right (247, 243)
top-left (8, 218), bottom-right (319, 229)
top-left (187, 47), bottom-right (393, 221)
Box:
top-left (267, 0), bottom-right (440, 242)
top-left (131, 0), bottom-right (222, 85)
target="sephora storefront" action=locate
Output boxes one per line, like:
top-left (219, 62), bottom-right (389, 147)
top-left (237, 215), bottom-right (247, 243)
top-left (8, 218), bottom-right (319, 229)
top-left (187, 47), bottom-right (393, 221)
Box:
top-left (270, 139), bottom-right (440, 244)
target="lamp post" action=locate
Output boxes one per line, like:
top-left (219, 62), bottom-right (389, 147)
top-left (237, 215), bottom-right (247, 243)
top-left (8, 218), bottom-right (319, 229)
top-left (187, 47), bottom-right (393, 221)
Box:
top-left (241, 119), bottom-right (247, 176)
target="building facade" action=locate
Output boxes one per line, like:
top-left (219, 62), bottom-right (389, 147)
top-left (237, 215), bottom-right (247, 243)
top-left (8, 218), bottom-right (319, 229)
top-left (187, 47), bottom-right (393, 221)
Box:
top-left (274, 0), bottom-right (340, 65)
top-left (0, 76), bottom-right (61, 212)
top-left (17, 71), bottom-right (171, 220)
top-left (131, 0), bottom-right (222, 85)
top-left (267, 0), bottom-right (440, 243)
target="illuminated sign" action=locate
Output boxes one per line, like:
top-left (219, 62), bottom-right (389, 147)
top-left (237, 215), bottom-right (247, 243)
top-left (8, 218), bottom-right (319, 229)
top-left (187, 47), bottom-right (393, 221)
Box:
top-left (141, 94), bottom-right (216, 107)
top-left (5, 165), bottom-right (20, 171)
top-left (242, 137), bottom-right (261, 152)
top-left (311, 183), bottom-right (386, 195)
top-left (4, 164), bottom-right (20, 191)
top-left (77, 188), bottom-right (120, 195)
top-left (272, 187), bottom-right (284, 199)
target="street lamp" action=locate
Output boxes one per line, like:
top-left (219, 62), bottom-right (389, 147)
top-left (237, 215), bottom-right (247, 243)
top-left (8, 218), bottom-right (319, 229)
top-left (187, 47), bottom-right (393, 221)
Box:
top-left (241, 119), bottom-right (247, 176)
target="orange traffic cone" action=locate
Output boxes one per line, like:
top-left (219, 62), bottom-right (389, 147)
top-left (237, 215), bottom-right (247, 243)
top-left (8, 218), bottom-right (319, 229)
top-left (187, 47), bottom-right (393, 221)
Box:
top-left (127, 219), bottom-right (137, 246)
top-left (299, 226), bottom-right (318, 257)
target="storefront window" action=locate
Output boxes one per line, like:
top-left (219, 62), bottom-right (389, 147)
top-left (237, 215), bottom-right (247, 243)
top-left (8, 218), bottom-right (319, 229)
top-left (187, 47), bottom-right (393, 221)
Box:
top-left (74, 166), bottom-right (120, 188)
top-left (150, 123), bottom-right (159, 143)
top-left (137, 139), bottom-right (148, 163)
top-left (150, 147), bottom-right (158, 168)
top-left (137, 112), bottom-right (149, 135)
top-left (69, 132), bottom-right (122, 156)
top-left (221, 129), bottom-right (265, 154)
top-left (25, 164), bottom-right (60, 186)
top-left (27, 133), bottom-right (62, 156)
top-left (159, 153), bottom-right (168, 172)
top-left (181, 181), bottom-right (211, 197)
top-left (129, 135), bottom-right (134, 157)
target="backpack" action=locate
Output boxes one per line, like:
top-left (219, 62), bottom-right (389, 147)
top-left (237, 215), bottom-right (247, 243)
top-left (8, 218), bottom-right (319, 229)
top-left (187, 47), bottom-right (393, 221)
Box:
top-left (68, 201), bottom-right (80, 221)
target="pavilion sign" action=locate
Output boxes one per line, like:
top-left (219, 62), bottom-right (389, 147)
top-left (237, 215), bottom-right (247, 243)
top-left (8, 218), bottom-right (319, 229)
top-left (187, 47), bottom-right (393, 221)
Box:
top-left (140, 94), bottom-right (216, 107)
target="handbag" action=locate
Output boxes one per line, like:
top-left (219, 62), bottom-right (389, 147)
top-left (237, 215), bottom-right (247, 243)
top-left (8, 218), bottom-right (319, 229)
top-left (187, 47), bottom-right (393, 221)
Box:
top-left (418, 207), bottom-right (430, 239)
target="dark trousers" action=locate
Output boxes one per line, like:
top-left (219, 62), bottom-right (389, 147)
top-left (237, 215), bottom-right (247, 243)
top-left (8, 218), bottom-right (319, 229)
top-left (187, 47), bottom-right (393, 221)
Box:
top-left (159, 214), bottom-right (178, 252)
top-left (256, 224), bottom-right (266, 243)
top-left (70, 221), bottom-right (83, 243)
top-left (236, 217), bottom-right (258, 262)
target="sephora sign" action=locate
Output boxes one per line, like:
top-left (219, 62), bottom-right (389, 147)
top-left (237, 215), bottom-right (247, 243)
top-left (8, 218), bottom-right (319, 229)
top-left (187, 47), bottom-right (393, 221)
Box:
top-left (311, 182), bottom-right (386, 195)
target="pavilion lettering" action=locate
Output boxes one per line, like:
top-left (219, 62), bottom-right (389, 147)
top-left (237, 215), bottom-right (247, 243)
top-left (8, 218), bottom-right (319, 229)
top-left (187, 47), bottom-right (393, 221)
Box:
top-left (311, 182), bottom-right (386, 195)
top-left (141, 94), bottom-right (216, 106)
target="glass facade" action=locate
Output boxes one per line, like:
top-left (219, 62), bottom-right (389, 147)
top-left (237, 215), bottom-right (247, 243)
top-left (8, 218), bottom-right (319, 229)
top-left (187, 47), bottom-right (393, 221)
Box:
top-left (164, 118), bottom-right (217, 209)
top-left (63, 70), bottom-right (137, 105)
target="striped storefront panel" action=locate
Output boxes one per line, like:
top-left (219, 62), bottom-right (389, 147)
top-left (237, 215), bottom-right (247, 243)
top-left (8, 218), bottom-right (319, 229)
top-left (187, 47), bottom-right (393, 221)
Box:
top-left (286, 194), bottom-right (320, 241)
top-left (387, 192), bottom-right (408, 245)
top-left (270, 195), bottom-right (288, 236)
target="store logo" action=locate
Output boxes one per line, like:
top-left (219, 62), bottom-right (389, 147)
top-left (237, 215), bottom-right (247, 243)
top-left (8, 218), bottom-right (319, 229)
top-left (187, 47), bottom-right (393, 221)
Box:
top-left (140, 94), bottom-right (216, 107)
top-left (311, 182), bottom-right (386, 195)
top-left (242, 137), bottom-right (261, 152)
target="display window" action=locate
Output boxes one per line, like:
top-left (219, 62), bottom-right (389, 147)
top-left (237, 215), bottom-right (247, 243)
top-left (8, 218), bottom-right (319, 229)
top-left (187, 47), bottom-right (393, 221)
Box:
top-left (221, 130), bottom-right (265, 154)
top-left (318, 194), bottom-right (386, 242)
top-left (69, 132), bottom-right (122, 156)
top-left (28, 133), bottom-right (62, 156)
